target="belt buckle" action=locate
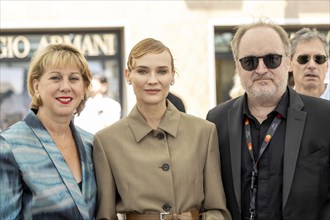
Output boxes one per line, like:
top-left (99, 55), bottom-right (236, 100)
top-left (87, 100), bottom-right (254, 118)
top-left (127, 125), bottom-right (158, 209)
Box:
top-left (160, 212), bottom-right (169, 220)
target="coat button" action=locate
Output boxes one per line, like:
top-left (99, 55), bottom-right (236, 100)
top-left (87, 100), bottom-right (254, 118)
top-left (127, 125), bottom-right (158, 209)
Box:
top-left (162, 203), bottom-right (171, 212)
top-left (156, 133), bottom-right (165, 140)
top-left (161, 163), bottom-right (170, 171)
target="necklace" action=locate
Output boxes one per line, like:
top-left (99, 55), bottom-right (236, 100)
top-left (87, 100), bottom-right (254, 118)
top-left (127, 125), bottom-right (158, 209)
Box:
top-left (50, 128), bottom-right (72, 150)
top-left (60, 145), bottom-right (69, 150)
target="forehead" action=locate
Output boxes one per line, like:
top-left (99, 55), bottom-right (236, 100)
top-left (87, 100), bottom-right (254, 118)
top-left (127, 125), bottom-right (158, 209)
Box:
top-left (132, 51), bottom-right (172, 68)
top-left (239, 26), bottom-right (284, 57)
top-left (44, 65), bottom-right (80, 74)
top-left (295, 38), bottom-right (326, 55)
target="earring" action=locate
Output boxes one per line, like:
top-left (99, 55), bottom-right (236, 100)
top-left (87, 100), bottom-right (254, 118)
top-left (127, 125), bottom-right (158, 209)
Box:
top-left (128, 81), bottom-right (132, 85)
top-left (170, 81), bottom-right (174, 85)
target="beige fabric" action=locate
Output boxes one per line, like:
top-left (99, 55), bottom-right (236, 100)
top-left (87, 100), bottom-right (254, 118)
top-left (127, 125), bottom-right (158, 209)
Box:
top-left (126, 210), bottom-right (199, 220)
top-left (93, 101), bottom-right (231, 220)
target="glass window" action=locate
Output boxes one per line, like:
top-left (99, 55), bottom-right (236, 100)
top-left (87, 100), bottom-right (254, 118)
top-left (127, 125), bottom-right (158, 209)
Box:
top-left (0, 30), bottom-right (123, 131)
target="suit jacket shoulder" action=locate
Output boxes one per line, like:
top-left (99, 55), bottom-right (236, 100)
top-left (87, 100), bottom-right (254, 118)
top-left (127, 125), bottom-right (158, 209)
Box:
top-left (0, 110), bottom-right (96, 220)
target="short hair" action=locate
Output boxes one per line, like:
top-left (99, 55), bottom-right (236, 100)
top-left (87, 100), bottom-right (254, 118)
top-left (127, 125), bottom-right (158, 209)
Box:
top-left (127, 38), bottom-right (175, 72)
top-left (27, 43), bottom-right (92, 114)
top-left (290, 27), bottom-right (329, 58)
top-left (231, 18), bottom-right (291, 60)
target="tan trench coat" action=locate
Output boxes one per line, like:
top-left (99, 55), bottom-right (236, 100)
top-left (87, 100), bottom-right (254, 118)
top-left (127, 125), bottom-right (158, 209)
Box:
top-left (93, 102), bottom-right (231, 220)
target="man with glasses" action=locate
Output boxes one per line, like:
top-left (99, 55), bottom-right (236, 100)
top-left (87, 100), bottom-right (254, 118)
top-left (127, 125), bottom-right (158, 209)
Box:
top-left (207, 19), bottom-right (330, 220)
top-left (290, 28), bottom-right (329, 100)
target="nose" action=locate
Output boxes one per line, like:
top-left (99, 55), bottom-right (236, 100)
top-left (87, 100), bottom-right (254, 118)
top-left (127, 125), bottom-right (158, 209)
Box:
top-left (147, 72), bottom-right (158, 84)
top-left (255, 58), bottom-right (268, 74)
top-left (59, 78), bottom-right (71, 92)
top-left (306, 58), bottom-right (317, 69)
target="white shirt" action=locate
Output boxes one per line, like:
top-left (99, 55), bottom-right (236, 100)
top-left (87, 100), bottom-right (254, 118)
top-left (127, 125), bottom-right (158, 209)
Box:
top-left (74, 94), bottom-right (121, 134)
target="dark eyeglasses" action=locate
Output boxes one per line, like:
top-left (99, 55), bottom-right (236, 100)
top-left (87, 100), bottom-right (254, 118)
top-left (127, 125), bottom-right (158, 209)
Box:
top-left (238, 54), bottom-right (283, 71)
top-left (296, 55), bottom-right (328, 65)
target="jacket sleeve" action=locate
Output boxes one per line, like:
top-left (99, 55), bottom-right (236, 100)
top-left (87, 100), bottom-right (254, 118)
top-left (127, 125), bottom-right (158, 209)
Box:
top-left (93, 134), bottom-right (118, 220)
top-left (0, 136), bottom-right (23, 220)
top-left (200, 124), bottom-right (232, 220)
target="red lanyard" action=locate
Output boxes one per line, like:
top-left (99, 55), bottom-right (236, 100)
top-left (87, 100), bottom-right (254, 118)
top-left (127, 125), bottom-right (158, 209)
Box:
top-left (244, 113), bottom-right (283, 220)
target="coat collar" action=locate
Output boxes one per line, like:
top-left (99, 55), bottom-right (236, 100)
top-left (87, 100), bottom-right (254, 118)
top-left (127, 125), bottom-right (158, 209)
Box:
top-left (228, 87), bottom-right (306, 212)
top-left (24, 110), bottom-right (92, 219)
top-left (228, 95), bottom-right (244, 211)
top-left (127, 101), bottom-right (181, 143)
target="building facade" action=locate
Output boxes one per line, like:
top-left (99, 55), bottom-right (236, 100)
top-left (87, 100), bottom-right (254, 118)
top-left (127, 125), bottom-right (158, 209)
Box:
top-left (1, 0), bottom-right (329, 130)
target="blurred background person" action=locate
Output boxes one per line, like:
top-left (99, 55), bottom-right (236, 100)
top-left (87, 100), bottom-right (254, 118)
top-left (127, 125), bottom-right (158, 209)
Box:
top-left (228, 72), bottom-right (245, 99)
top-left (0, 82), bottom-right (28, 131)
top-left (167, 92), bottom-right (186, 112)
top-left (0, 44), bottom-right (97, 219)
top-left (74, 74), bottom-right (121, 134)
top-left (290, 27), bottom-right (329, 100)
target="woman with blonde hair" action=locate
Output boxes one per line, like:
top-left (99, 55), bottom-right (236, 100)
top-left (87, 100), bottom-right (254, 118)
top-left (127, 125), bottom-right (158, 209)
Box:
top-left (93, 38), bottom-right (231, 220)
top-left (0, 44), bottom-right (97, 219)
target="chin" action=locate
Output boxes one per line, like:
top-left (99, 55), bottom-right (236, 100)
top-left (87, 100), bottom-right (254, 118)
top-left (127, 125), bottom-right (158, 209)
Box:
top-left (143, 99), bottom-right (165, 105)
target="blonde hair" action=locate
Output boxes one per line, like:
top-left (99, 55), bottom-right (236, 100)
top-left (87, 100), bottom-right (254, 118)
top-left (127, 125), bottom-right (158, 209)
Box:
top-left (27, 44), bottom-right (92, 114)
top-left (127, 38), bottom-right (175, 72)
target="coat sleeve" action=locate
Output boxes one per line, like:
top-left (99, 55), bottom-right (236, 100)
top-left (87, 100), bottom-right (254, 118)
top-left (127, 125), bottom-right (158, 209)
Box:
top-left (201, 124), bottom-right (232, 220)
top-left (93, 134), bottom-right (118, 220)
top-left (0, 136), bottom-right (23, 220)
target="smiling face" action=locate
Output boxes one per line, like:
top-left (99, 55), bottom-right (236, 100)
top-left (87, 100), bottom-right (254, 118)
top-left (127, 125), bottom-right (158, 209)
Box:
top-left (290, 39), bottom-right (328, 97)
top-left (237, 26), bottom-right (290, 102)
top-left (125, 51), bottom-right (174, 108)
top-left (33, 66), bottom-right (86, 118)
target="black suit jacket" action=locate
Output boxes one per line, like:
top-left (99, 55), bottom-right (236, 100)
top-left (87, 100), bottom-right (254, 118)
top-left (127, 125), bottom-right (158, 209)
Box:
top-left (206, 87), bottom-right (330, 220)
top-left (167, 92), bottom-right (186, 112)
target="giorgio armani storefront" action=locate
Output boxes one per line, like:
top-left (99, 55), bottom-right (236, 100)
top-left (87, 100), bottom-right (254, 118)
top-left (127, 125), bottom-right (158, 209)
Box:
top-left (0, 29), bottom-right (124, 130)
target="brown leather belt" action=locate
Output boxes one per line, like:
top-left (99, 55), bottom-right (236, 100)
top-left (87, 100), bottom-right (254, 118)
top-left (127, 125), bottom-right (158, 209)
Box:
top-left (126, 210), bottom-right (199, 220)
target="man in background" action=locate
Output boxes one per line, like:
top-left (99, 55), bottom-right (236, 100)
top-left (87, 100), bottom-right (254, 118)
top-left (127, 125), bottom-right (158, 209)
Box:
top-left (290, 27), bottom-right (329, 100)
top-left (167, 92), bottom-right (186, 112)
top-left (74, 74), bottom-right (121, 134)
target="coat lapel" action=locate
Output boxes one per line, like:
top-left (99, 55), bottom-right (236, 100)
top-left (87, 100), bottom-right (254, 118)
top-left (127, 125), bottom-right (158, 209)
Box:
top-left (70, 123), bottom-right (93, 219)
top-left (25, 111), bottom-right (90, 219)
top-left (228, 96), bottom-right (245, 212)
top-left (282, 89), bottom-right (306, 209)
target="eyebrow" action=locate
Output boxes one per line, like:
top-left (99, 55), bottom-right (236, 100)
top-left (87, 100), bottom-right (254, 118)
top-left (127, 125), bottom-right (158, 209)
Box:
top-left (157, 66), bottom-right (170, 69)
top-left (135, 65), bottom-right (170, 69)
top-left (49, 71), bottom-right (81, 75)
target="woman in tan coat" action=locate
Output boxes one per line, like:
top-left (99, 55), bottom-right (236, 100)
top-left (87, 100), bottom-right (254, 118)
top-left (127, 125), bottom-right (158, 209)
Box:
top-left (93, 38), bottom-right (231, 220)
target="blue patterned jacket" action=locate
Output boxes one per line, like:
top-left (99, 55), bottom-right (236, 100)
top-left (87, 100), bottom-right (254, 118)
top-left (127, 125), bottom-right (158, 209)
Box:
top-left (0, 110), bottom-right (97, 220)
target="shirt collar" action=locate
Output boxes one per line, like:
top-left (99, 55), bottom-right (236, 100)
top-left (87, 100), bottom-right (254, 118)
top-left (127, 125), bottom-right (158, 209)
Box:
top-left (127, 100), bottom-right (181, 143)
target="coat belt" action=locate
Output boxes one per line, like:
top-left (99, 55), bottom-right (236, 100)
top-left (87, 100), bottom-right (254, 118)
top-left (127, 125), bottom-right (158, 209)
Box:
top-left (126, 210), bottom-right (199, 220)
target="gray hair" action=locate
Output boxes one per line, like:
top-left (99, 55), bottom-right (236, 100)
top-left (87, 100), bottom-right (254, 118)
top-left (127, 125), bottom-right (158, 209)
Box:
top-left (231, 18), bottom-right (291, 60)
top-left (290, 28), bottom-right (329, 58)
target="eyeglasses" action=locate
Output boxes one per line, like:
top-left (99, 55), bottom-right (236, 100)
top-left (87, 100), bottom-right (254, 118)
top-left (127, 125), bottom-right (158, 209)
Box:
top-left (238, 54), bottom-right (283, 71)
top-left (296, 55), bottom-right (328, 65)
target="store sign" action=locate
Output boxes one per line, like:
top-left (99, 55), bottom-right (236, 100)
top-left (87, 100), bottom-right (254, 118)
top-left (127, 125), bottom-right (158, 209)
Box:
top-left (0, 33), bottom-right (117, 59)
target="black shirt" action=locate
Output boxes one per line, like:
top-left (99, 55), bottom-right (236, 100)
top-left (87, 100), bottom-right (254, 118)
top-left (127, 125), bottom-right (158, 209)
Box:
top-left (241, 89), bottom-right (289, 220)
